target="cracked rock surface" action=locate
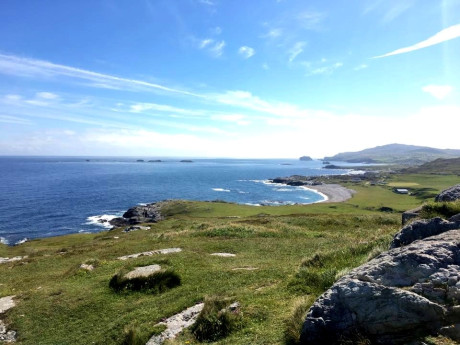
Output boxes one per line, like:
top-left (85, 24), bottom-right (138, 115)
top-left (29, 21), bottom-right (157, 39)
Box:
top-left (301, 228), bottom-right (460, 344)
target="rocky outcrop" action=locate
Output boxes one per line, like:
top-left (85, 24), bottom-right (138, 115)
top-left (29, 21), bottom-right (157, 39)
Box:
top-left (401, 206), bottom-right (422, 225)
top-left (109, 203), bottom-right (163, 227)
top-left (390, 217), bottom-right (460, 248)
top-left (435, 184), bottom-right (460, 202)
top-left (299, 156), bottom-right (313, 161)
top-left (301, 229), bottom-right (460, 344)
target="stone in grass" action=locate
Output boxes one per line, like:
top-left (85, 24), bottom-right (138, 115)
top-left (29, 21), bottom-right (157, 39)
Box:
top-left (210, 253), bottom-right (236, 257)
top-left (0, 320), bottom-right (16, 342)
top-left (80, 263), bottom-right (94, 271)
top-left (109, 266), bottom-right (180, 293)
top-left (118, 248), bottom-right (182, 260)
top-left (123, 225), bottom-right (151, 233)
top-left (0, 256), bottom-right (27, 264)
top-left (146, 303), bottom-right (205, 345)
top-left (0, 296), bottom-right (15, 314)
top-left (124, 264), bottom-right (161, 279)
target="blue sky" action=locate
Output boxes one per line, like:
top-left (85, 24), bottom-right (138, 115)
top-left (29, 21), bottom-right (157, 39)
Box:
top-left (0, 0), bottom-right (459, 158)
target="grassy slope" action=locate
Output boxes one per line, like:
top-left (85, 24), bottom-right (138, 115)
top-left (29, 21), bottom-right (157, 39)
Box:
top-left (0, 174), bottom-right (459, 345)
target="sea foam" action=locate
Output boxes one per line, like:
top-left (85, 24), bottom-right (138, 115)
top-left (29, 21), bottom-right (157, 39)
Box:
top-left (86, 214), bottom-right (119, 228)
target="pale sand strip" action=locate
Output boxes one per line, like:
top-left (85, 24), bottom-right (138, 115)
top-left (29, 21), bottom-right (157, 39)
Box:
top-left (305, 184), bottom-right (356, 203)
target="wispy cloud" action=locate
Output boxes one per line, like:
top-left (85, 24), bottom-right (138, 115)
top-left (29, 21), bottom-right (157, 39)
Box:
top-left (354, 64), bottom-right (368, 71)
top-left (199, 38), bottom-right (214, 49)
top-left (303, 62), bottom-right (343, 76)
top-left (264, 28), bottom-right (283, 39)
top-left (374, 24), bottom-right (460, 58)
top-left (0, 114), bottom-right (33, 125)
top-left (364, 0), bottom-right (415, 23)
top-left (288, 41), bottom-right (306, 62)
top-left (238, 46), bottom-right (255, 59)
top-left (37, 92), bottom-right (59, 100)
top-left (297, 11), bottom-right (326, 30)
top-left (198, 0), bottom-right (215, 5)
top-left (128, 102), bottom-right (205, 116)
top-left (0, 53), bottom-right (201, 97)
top-left (209, 40), bottom-right (226, 57)
top-left (422, 85), bottom-right (453, 100)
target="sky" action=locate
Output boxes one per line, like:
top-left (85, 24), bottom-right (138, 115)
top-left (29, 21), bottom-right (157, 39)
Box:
top-left (0, 0), bottom-right (459, 158)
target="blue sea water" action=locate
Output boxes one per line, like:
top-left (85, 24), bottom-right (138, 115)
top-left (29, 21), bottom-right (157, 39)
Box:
top-left (0, 157), bottom-right (351, 245)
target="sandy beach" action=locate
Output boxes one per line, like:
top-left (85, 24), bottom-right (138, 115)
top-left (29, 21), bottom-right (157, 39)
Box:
top-left (307, 184), bottom-right (356, 203)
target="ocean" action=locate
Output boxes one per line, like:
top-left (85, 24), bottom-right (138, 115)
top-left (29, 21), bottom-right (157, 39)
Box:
top-left (0, 157), bottom-right (350, 245)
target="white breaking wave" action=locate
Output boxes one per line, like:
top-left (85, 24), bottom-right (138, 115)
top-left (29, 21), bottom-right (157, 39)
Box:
top-left (15, 238), bottom-right (28, 245)
top-left (212, 188), bottom-right (231, 192)
top-left (0, 237), bottom-right (9, 245)
top-left (86, 214), bottom-right (119, 228)
top-left (274, 188), bottom-right (294, 192)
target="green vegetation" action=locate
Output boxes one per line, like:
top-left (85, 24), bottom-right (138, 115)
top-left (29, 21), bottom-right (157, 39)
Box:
top-left (324, 143), bottom-right (460, 164)
top-left (0, 173), bottom-right (458, 344)
top-left (419, 200), bottom-right (460, 219)
top-left (403, 157), bottom-right (460, 175)
top-left (191, 297), bottom-right (242, 342)
top-left (109, 268), bottom-right (181, 293)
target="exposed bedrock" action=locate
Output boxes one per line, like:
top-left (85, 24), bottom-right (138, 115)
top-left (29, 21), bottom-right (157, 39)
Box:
top-left (435, 184), bottom-right (460, 202)
top-left (109, 203), bottom-right (163, 227)
top-left (301, 229), bottom-right (460, 344)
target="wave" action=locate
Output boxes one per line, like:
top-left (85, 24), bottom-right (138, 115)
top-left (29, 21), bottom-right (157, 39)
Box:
top-left (0, 237), bottom-right (8, 245)
top-left (15, 238), bottom-right (28, 245)
top-left (212, 188), bottom-right (231, 192)
top-left (273, 188), bottom-right (294, 192)
top-left (85, 214), bottom-right (119, 228)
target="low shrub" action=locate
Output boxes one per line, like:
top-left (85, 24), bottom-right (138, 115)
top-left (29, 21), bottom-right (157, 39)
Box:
top-left (191, 297), bottom-right (242, 342)
top-left (109, 269), bottom-right (181, 293)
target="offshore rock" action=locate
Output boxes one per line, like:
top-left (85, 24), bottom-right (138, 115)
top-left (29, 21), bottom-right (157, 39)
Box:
top-left (110, 203), bottom-right (163, 227)
top-left (301, 230), bottom-right (460, 344)
top-left (435, 184), bottom-right (460, 202)
top-left (390, 217), bottom-right (460, 249)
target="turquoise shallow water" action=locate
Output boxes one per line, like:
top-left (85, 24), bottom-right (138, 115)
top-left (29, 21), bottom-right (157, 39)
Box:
top-left (0, 157), bottom-right (349, 245)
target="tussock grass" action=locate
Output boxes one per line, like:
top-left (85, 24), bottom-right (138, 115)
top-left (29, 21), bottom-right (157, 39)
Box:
top-left (191, 296), bottom-right (242, 342)
top-left (420, 200), bottom-right (460, 219)
top-left (284, 297), bottom-right (315, 345)
top-left (109, 268), bottom-right (181, 293)
top-left (289, 240), bottom-right (389, 294)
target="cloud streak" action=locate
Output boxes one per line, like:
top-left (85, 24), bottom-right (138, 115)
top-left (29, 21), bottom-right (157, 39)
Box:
top-left (0, 53), bottom-right (202, 97)
top-left (374, 24), bottom-right (460, 58)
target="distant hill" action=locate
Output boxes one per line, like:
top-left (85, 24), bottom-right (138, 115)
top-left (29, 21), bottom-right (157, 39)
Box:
top-left (324, 144), bottom-right (460, 165)
top-left (299, 156), bottom-right (313, 161)
top-left (403, 157), bottom-right (460, 174)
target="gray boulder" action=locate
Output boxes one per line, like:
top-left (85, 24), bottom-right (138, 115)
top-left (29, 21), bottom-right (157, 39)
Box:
top-left (390, 217), bottom-right (460, 248)
top-left (301, 230), bottom-right (460, 344)
top-left (435, 184), bottom-right (460, 202)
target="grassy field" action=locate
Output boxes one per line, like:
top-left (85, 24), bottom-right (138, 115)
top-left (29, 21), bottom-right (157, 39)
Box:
top-left (0, 173), bottom-right (459, 345)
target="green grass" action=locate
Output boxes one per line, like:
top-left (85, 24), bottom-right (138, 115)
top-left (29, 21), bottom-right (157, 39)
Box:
top-left (0, 173), bottom-right (458, 345)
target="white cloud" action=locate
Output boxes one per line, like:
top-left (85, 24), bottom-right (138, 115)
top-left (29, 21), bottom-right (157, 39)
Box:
top-left (0, 114), bottom-right (33, 125)
top-left (297, 11), bottom-right (326, 30)
top-left (209, 40), bottom-right (226, 57)
top-left (0, 53), bottom-right (201, 97)
top-left (37, 91), bottom-right (58, 99)
top-left (374, 24), bottom-right (460, 58)
top-left (198, 0), bottom-right (215, 5)
top-left (199, 39), bottom-right (214, 49)
top-left (422, 85), bottom-right (453, 100)
top-left (129, 102), bottom-right (205, 116)
top-left (364, 0), bottom-right (415, 23)
top-left (307, 62), bottom-right (343, 76)
top-left (265, 28), bottom-right (283, 39)
top-left (288, 41), bottom-right (306, 62)
top-left (238, 46), bottom-right (255, 59)
top-left (354, 64), bottom-right (368, 71)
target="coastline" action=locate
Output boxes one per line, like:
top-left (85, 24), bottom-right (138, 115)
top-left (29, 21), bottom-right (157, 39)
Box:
top-left (305, 184), bottom-right (355, 203)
